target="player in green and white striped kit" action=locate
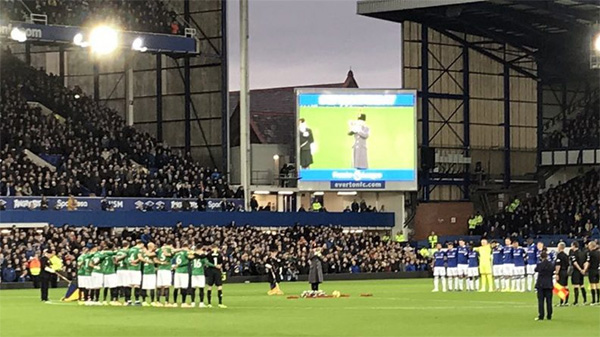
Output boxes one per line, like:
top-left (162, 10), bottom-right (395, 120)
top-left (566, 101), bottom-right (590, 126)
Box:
top-left (114, 241), bottom-right (130, 304)
top-left (141, 243), bottom-right (160, 307)
top-left (127, 240), bottom-right (144, 305)
top-left (155, 241), bottom-right (174, 306)
top-left (89, 244), bottom-right (105, 305)
top-left (100, 242), bottom-right (118, 306)
top-left (172, 242), bottom-right (194, 308)
top-left (76, 246), bottom-right (91, 304)
top-left (190, 246), bottom-right (214, 308)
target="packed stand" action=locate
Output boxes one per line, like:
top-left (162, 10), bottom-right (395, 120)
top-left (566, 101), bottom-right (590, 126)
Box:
top-left (0, 0), bottom-right (182, 35)
top-left (480, 168), bottom-right (599, 239)
top-left (0, 50), bottom-right (236, 199)
top-left (543, 97), bottom-right (599, 149)
top-left (0, 224), bottom-right (430, 283)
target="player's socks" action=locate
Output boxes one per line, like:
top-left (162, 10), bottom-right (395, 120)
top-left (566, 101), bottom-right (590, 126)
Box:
top-left (218, 290), bottom-right (223, 304)
top-left (581, 288), bottom-right (587, 303)
top-left (475, 278), bottom-right (480, 291)
top-left (103, 288), bottom-right (109, 302)
top-left (526, 275), bottom-right (533, 291)
top-left (190, 289), bottom-right (196, 304)
top-left (207, 290), bottom-right (212, 304)
top-left (182, 290), bottom-right (187, 304)
top-left (574, 288), bottom-right (579, 304)
top-left (447, 278), bottom-right (453, 291)
top-left (150, 290), bottom-right (155, 303)
top-left (165, 288), bottom-right (170, 303)
top-left (174, 289), bottom-right (179, 303)
top-left (486, 275), bottom-right (493, 291)
top-left (520, 277), bottom-right (525, 291)
top-left (433, 276), bottom-right (439, 291)
top-left (441, 277), bottom-right (447, 292)
top-left (96, 289), bottom-right (101, 301)
top-left (200, 288), bottom-right (205, 302)
top-left (494, 278), bottom-right (499, 290)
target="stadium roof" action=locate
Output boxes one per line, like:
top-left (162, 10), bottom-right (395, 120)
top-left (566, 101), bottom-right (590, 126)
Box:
top-left (358, 0), bottom-right (600, 80)
top-left (229, 71), bottom-right (359, 145)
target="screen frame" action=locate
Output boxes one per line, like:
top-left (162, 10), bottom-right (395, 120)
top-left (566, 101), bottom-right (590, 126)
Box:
top-left (295, 88), bottom-right (418, 192)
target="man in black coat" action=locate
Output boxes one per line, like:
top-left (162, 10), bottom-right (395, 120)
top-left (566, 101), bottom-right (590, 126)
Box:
top-left (39, 250), bottom-right (54, 302)
top-left (535, 251), bottom-right (554, 321)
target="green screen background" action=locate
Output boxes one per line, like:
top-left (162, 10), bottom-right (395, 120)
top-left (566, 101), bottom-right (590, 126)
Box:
top-left (298, 106), bottom-right (416, 169)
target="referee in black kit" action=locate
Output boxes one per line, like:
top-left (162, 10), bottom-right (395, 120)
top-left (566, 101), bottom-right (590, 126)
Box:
top-left (584, 241), bottom-right (600, 305)
top-left (569, 242), bottom-right (587, 305)
top-left (535, 251), bottom-right (554, 321)
top-left (554, 242), bottom-right (569, 306)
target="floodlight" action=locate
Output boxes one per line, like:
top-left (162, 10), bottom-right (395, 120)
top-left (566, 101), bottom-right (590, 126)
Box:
top-left (132, 37), bottom-right (147, 52)
top-left (89, 25), bottom-right (119, 55)
top-left (594, 33), bottom-right (600, 53)
top-left (10, 28), bottom-right (27, 42)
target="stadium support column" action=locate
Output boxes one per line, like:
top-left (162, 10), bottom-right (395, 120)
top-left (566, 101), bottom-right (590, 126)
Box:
top-left (462, 45), bottom-right (470, 200)
top-left (503, 62), bottom-right (511, 189)
top-left (184, 0), bottom-right (191, 154)
top-left (536, 79), bottom-right (543, 167)
top-left (184, 55), bottom-right (191, 154)
top-left (421, 24), bottom-right (430, 201)
top-left (221, 0), bottom-right (230, 177)
top-left (93, 63), bottom-right (100, 103)
top-left (156, 53), bottom-right (163, 142)
top-left (59, 46), bottom-right (65, 86)
top-left (124, 55), bottom-right (134, 127)
top-left (240, 0), bottom-right (251, 210)
top-left (25, 42), bottom-right (31, 65)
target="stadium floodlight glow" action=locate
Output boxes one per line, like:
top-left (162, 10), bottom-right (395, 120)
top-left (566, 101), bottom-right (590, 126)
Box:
top-left (253, 190), bottom-right (271, 195)
top-left (277, 191), bottom-right (294, 195)
top-left (89, 25), bottom-right (119, 55)
top-left (10, 28), bottom-right (27, 42)
top-left (132, 37), bottom-right (147, 52)
top-left (73, 33), bottom-right (88, 47)
top-left (313, 191), bottom-right (324, 196)
top-left (594, 33), bottom-right (600, 52)
top-left (337, 191), bottom-right (357, 196)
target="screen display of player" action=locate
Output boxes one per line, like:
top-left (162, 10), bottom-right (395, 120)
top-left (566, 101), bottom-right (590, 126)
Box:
top-left (296, 89), bottom-right (417, 191)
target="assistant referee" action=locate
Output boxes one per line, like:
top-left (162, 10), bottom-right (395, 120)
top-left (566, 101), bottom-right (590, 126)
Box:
top-left (554, 242), bottom-right (569, 306)
top-left (569, 242), bottom-right (587, 305)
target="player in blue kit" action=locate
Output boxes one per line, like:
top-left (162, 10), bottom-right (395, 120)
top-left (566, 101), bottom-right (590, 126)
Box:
top-left (431, 243), bottom-right (447, 292)
top-left (525, 238), bottom-right (538, 291)
top-left (511, 240), bottom-right (526, 292)
top-left (457, 240), bottom-right (469, 291)
top-left (467, 247), bottom-right (479, 291)
top-left (491, 240), bottom-right (504, 291)
top-left (446, 242), bottom-right (458, 291)
top-left (502, 238), bottom-right (514, 292)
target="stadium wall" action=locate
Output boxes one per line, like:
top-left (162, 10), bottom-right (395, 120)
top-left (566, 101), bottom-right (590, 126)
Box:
top-left (9, 0), bottom-right (226, 169)
top-left (413, 201), bottom-right (473, 240)
top-left (402, 22), bottom-right (538, 200)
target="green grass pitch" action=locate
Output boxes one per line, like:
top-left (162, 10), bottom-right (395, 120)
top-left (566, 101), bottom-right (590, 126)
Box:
top-left (1, 279), bottom-right (598, 337)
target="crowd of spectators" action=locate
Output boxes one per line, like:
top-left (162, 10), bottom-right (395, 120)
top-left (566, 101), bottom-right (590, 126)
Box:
top-left (0, 224), bottom-right (430, 283)
top-left (1, 0), bottom-right (181, 35)
top-left (1, 50), bottom-right (236, 199)
top-left (479, 168), bottom-right (599, 239)
top-left (543, 97), bottom-right (599, 149)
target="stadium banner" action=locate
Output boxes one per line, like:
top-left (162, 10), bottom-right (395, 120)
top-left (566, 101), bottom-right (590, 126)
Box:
top-left (0, 21), bottom-right (196, 53)
top-left (0, 196), bottom-right (243, 212)
top-left (296, 89), bottom-right (418, 191)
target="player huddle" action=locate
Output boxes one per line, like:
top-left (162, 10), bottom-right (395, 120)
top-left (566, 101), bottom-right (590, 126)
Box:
top-left (76, 240), bottom-right (226, 308)
top-left (432, 237), bottom-right (600, 303)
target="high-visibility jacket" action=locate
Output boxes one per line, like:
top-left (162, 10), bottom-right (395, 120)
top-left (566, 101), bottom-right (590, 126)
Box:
top-left (28, 257), bottom-right (41, 276)
top-left (468, 218), bottom-right (477, 229)
top-left (312, 202), bottom-right (322, 212)
top-left (428, 235), bottom-right (438, 248)
top-left (394, 234), bottom-right (406, 242)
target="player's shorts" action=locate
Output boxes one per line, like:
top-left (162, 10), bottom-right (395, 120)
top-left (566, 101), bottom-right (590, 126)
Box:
top-left (479, 264), bottom-right (492, 275)
top-left (502, 264), bottom-right (514, 276)
top-left (512, 266), bottom-right (525, 276)
top-left (90, 272), bottom-right (103, 289)
top-left (78, 275), bottom-right (90, 288)
top-left (103, 273), bottom-right (118, 288)
top-left (191, 275), bottom-right (206, 288)
top-left (156, 270), bottom-right (172, 287)
top-left (493, 265), bottom-right (504, 277)
top-left (433, 266), bottom-right (446, 277)
top-left (174, 272), bottom-right (189, 289)
top-left (526, 264), bottom-right (536, 275)
top-left (457, 264), bottom-right (468, 276)
top-left (446, 267), bottom-right (458, 277)
top-left (117, 269), bottom-right (129, 287)
top-left (142, 274), bottom-right (157, 290)
top-left (588, 270), bottom-right (599, 284)
top-left (571, 271), bottom-right (584, 285)
top-left (128, 270), bottom-right (142, 286)
top-left (206, 269), bottom-right (223, 286)
top-left (467, 267), bottom-right (479, 277)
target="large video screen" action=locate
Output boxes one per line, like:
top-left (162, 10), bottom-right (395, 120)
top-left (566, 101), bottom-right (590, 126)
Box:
top-left (296, 89), bottom-right (417, 191)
